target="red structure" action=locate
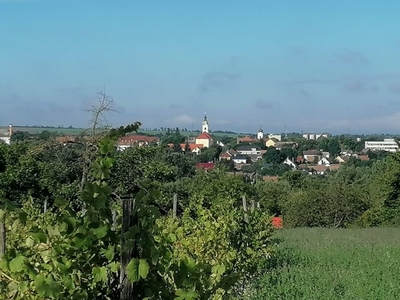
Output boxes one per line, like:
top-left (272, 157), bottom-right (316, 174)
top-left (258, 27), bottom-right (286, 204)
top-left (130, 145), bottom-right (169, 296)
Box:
top-left (272, 217), bottom-right (283, 229)
top-left (195, 162), bottom-right (215, 170)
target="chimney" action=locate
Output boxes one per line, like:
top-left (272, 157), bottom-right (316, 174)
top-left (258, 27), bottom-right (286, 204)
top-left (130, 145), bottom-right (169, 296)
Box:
top-left (8, 124), bottom-right (12, 136)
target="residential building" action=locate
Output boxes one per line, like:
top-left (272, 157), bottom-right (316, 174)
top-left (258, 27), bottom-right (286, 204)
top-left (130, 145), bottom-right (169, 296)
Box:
top-left (364, 139), bottom-right (399, 153)
top-left (283, 157), bottom-right (297, 169)
top-left (298, 163), bottom-right (340, 175)
top-left (303, 150), bottom-right (322, 164)
top-left (265, 139), bottom-right (278, 148)
top-left (186, 136), bottom-right (196, 144)
top-left (236, 145), bottom-right (261, 156)
top-left (322, 151), bottom-right (330, 159)
top-left (268, 134), bottom-right (282, 141)
top-left (180, 143), bottom-right (203, 154)
top-left (302, 133), bottom-right (329, 140)
top-left (232, 156), bottom-right (249, 164)
top-left (219, 151), bottom-right (233, 160)
top-left (237, 136), bottom-right (258, 144)
top-left (317, 157), bottom-right (330, 166)
top-left (274, 141), bottom-right (297, 150)
top-left (0, 124), bottom-right (12, 145)
top-left (117, 135), bottom-right (160, 150)
top-left (335, 156), bottom-right (345, 163)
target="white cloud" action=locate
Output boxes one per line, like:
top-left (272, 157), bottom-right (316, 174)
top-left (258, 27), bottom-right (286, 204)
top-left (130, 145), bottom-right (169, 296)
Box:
top-left (299, 111), bottom-right (400, 133)
top-left (170, 114), bottom-right (195, 125)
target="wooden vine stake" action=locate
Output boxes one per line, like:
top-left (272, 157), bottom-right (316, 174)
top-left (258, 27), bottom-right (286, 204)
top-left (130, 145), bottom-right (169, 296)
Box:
top-left (242, 195), bottom-right (248, 223)
top-left (120, 197), bottom-right (135, 300)
top-left (173, 193), bottom-right (178, 218)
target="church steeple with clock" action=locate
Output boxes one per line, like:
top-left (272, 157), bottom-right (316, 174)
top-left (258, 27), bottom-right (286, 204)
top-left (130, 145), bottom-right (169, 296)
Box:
top-left (202, 113), bottom-right (209, 133)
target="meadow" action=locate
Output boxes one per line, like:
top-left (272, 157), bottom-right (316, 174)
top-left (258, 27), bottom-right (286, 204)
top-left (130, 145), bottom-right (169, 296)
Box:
top-left (11, 126), bottom-right (88, 135)
top-left (251, 228), bottom-right (400, 300)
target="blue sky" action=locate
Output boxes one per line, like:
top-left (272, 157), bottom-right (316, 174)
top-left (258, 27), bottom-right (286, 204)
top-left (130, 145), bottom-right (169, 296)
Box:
top-left (1, 0), bottom-right (400, 134)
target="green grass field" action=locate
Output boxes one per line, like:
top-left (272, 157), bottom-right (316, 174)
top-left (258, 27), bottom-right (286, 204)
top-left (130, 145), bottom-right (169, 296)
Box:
top-left (251, 228), bottom-right (400, 300)
top-left (8, 126), bottom-right (88, 135)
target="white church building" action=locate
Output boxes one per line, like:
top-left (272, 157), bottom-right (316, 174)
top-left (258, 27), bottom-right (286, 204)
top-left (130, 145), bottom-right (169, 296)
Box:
top-left (195, 113), bottom-right (214, 148)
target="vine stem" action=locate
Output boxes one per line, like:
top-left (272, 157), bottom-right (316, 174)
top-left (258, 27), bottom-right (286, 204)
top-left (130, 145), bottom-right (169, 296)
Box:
top-left (0, 270), bottom-right (19, 283)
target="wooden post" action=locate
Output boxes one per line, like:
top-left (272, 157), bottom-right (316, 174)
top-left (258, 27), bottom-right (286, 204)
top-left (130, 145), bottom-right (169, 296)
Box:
top-left (242, 195), bottom-right (248, 223)
top-left (112, 209), bottom-right (117, 231)
top-left (173, 193), bottom-right (178, 218)
top-left (120, 197), bottom-right (136, 300)
top-left (44, 199), bottom-right (48, 213)
top-left (251, 200), bottom-right (255, 213)
top-left (257, 201), bottom-right (260, 209)
top-left (0, 222), bottom-right (5, 257)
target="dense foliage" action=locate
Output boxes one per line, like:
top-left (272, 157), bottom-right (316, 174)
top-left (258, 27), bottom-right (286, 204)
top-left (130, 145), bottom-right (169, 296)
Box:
top-left (254, 150), bottom-right (400, 227)
top-left (0, 124), bottom-right (276, 299)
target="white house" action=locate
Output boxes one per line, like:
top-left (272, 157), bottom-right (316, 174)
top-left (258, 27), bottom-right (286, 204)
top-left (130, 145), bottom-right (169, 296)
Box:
top-left (232, 156), bottom-right (248, 164)
top-left (283, 157), bottom-right (297, 169)
top-left (117, 135), bottom-right (160, 150)
top-left (364, 139), bottom-right (399, 153)
top-left (268, 134), bottom-right (282, 141)
top-left (303, 150), bottom-right (321, 163)
top-left (0, 124), bottom-right (12, 145)
top-left (236, 145), bottom-right (261, 155)
top-left (179, 143), bottom-right (203, 155)
top-left (302, 133), bottom-right (329, 140)
top-left (317, 157), bottom-right (330, 166)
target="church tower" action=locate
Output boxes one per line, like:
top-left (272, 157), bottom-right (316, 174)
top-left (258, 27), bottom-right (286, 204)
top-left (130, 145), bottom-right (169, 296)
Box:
top-left (202, 113), bottom-right (209, 133)
top-left (257, 126), bottom-right (264, 140)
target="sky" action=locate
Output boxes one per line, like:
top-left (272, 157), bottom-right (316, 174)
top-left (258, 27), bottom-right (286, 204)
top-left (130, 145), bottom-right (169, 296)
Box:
top-left (1, 0), bottom-right (400, 134)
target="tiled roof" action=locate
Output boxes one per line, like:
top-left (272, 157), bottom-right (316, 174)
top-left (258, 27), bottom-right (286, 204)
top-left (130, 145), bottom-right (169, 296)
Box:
top-left (229, 149), bottom-right (237, 155)
top-left (303, 150), bottom-right (321, 155)
top-left (195, 162), bottom-right (215, 170)
top-left (118, 135), bottom-right (160, 145)
top-left (238, 136), bottom-right (257, 143)
top-left (219, 151), bottom-right (232, 158)
top-left (237, 145), bottom-right (261, 151)
top-left (359, 155), bottom-right (370, 161)
top-left (196, 132), bottom-right (213, 140)
top-left (180, 143), bottom-right (203, 151)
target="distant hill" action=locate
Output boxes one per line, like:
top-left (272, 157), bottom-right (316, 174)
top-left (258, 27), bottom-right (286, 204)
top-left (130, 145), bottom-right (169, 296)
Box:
top-left (5, 126), bottom-right (88, 135)
top-left (138, 129), bottom-right (239, 138)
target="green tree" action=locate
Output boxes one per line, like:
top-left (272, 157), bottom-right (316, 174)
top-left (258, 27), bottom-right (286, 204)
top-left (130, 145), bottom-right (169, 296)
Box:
top-left (10, 131), bottom-right (30, 143)
top-left (263, 147), bottom-right (285, 164)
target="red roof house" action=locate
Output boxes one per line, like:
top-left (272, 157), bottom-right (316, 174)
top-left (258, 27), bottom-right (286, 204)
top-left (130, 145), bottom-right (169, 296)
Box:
top-left (195, 162), bottom-right (215, 170)
top-left (117, 135), bottom-right (160, 149)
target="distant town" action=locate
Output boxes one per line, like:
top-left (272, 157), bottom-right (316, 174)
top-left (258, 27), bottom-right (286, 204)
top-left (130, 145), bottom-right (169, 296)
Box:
top-left (0, 115), bottom-right (399, 178)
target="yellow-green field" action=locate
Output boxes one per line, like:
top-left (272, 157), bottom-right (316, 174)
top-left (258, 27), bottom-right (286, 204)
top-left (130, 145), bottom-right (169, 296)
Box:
top-left (251, 228), bottom-right (400, 300)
